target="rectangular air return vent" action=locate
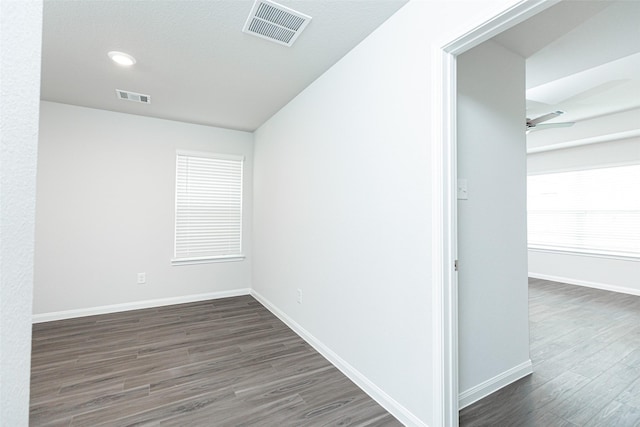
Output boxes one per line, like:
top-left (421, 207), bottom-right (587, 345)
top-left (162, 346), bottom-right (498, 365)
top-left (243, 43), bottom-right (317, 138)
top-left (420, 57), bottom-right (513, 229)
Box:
top-left (242, 0), bottom-right (311, 47)
top-left (116, 89), bottom-right (151, 104)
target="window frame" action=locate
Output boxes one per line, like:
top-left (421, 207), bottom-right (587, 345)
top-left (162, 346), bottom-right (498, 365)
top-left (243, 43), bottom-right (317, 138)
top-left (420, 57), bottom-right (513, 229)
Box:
top-left (527, 163), bottom-right (640, 261)
top-left (171, 150), bottom-right (245, 266)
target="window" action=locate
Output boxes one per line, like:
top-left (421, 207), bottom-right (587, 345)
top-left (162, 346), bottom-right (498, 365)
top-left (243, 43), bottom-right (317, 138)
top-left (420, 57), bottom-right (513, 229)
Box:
top-left (527, 164), bottom-right (640, 258)
top-left (173, 151), bottom-right (244, 265)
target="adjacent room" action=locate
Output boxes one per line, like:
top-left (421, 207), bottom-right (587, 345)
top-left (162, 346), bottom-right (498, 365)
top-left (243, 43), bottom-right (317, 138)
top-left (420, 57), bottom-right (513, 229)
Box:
top-left (458, 1), bottom-right (640, 424)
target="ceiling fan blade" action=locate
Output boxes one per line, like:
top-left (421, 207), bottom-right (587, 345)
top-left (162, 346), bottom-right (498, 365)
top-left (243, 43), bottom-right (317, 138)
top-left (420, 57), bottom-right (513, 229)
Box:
top-left (527, 110), bottom-right (564, 127)
top-left (527, 122), bottom-right (575, 133)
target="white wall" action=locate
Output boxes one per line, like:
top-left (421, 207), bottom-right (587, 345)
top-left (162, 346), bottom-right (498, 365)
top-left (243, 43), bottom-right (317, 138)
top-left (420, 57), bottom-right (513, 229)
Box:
top-left (0, 1), bottom-right (42, 424)
top-left (527, 138), bottom-right (640, 295)
top-left (34, 102), bottom-right (253, 318)
top-left (252, 1), bottom-right (522, 425)
top-left (529, 250), bottom-right (640, 295)
top-left (528, 137), bottom-right (640, 173)
top-left (457, 40), bottom-right (531, 406)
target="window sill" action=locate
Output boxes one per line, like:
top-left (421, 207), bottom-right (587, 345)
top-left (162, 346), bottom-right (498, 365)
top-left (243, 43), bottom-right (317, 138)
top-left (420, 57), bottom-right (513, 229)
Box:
top-left (171, 255), bottom-right (245, 266)
top-left (528, 246), bottom-right (639, 262)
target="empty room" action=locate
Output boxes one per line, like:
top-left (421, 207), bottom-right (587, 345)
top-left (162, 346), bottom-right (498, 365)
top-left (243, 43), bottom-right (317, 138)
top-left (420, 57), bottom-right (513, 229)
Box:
top-left (457, 1), bottom-right (640, 425)
top-left (1, 0), bottom-right (639, 427)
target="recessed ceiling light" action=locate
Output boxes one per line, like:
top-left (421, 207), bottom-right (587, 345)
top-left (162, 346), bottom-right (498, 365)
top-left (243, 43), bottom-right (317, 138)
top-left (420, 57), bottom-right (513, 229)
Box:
top-left (108, 51), bottom-right (136, 66)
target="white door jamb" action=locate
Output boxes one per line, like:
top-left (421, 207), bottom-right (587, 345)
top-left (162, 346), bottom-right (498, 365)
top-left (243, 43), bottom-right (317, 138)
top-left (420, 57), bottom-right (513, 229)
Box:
top-left (431, 1), bottom-right (559, 425)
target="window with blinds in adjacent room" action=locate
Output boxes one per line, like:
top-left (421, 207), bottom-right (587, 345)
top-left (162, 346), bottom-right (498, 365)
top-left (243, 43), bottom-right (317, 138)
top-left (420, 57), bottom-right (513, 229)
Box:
top-left (527, 164), bottom-right (640, 258)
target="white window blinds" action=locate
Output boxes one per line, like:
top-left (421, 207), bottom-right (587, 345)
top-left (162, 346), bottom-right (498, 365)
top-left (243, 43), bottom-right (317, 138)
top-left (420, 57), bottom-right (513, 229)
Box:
top-left (527, 164), bottom-right (640, 258)
top-left (174, 152), bottom-right (244, 264)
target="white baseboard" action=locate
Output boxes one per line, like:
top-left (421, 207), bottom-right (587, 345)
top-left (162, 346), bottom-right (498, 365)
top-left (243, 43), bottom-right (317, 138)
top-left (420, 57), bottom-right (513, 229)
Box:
top-left (250, 290), bottom-right (428, 427)
top-left (32, 288), bottom-right (251, 323)
top-left (459, 359), bottom-right (533, 409)
top-left (528, 273), bottom-right (640, 297)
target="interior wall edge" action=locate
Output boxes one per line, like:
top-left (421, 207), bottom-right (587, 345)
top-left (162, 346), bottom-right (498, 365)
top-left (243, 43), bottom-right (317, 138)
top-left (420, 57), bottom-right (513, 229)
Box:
top-left (250, 289), bottom-right (430, 427)
top-left (1, 0), bottom-right (43, 423)
top-left (31, 288), bottom-right (251, 323)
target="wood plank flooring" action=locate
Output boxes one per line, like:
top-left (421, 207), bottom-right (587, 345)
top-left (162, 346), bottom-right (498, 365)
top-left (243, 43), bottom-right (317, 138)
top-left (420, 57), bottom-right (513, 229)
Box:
top-left (30, 296), bottom-right (401, 426)
top-left (460, 278), bottom-right (640, 426)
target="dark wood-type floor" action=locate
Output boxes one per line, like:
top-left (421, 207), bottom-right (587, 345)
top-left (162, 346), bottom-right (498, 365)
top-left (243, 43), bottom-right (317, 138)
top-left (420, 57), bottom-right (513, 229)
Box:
top-left (30, 296), bottom-right (401, 426)
top-left (460, 277), bottom-right (640, 426)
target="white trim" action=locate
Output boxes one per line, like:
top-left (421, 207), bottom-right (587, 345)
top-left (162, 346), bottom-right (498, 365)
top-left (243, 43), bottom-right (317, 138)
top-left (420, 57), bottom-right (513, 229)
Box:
top-left (251, 290), bottom-right (428, 427)
top-left (529, 247), bottom-right (639, 262)
top-left (528, 273), bottom-right (640, 297)
top-left (32, 288), bottom-right (251, 323)
top-left (175, 150), bottom-right (245, 161)
top-left (433, 1), bottom-right (559, 424)
top-left (440, 0), bottom-right (559, 54)
top-left (527, 129), bottom-right (640, 154)
top-left (171, 254), bottom-right (246, 265)
top-left (431, 43), bottom-right (458, 427)
top-left (458, 360), bottom-right (533, 409)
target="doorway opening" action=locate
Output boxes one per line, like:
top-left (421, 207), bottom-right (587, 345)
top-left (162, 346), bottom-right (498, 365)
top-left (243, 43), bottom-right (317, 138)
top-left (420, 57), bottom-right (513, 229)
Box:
top-left (432, 1), bottom-right (558, 425)
top-left (435, 0), bottom-right (640, 425)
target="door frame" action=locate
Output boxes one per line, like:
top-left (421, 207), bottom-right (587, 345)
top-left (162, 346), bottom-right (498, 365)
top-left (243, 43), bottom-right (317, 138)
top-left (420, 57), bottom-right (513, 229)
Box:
top-left (431, 1), bottom-right (560, 425)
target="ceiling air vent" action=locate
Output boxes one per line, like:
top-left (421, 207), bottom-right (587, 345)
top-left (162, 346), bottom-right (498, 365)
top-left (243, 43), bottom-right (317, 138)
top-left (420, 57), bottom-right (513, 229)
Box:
top-left (116, 89), bottom-right (151, 104)
top-left (242, 0), bottom-right (311, 47)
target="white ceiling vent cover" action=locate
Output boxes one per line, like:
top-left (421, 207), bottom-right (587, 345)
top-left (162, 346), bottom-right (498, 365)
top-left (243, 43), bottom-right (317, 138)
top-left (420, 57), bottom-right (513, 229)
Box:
top-left (116, 89), bottom-right (151, 104)
top-left (242, 0), bottom-right (311, 47)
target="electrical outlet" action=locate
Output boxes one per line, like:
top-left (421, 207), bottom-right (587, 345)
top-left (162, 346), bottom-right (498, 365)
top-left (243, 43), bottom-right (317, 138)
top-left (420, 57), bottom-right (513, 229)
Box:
top-left (297, 288), bottom-right (303, 304)
top-left (137, 272), bottom-right (146, 284)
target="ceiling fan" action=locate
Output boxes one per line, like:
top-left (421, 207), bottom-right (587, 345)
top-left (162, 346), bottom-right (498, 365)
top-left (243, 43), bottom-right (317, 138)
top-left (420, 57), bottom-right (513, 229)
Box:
top-left (526, 110), bottom-right (575, 133)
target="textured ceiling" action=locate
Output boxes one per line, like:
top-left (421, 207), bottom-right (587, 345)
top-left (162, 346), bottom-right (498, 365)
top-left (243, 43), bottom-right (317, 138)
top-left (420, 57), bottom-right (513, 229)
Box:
top-left (493, 0), bottom-right (640, 125)
top-left (41, 0), bottom-right (640, 133)
top-left (41, 0), bottom-right (407, 132)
